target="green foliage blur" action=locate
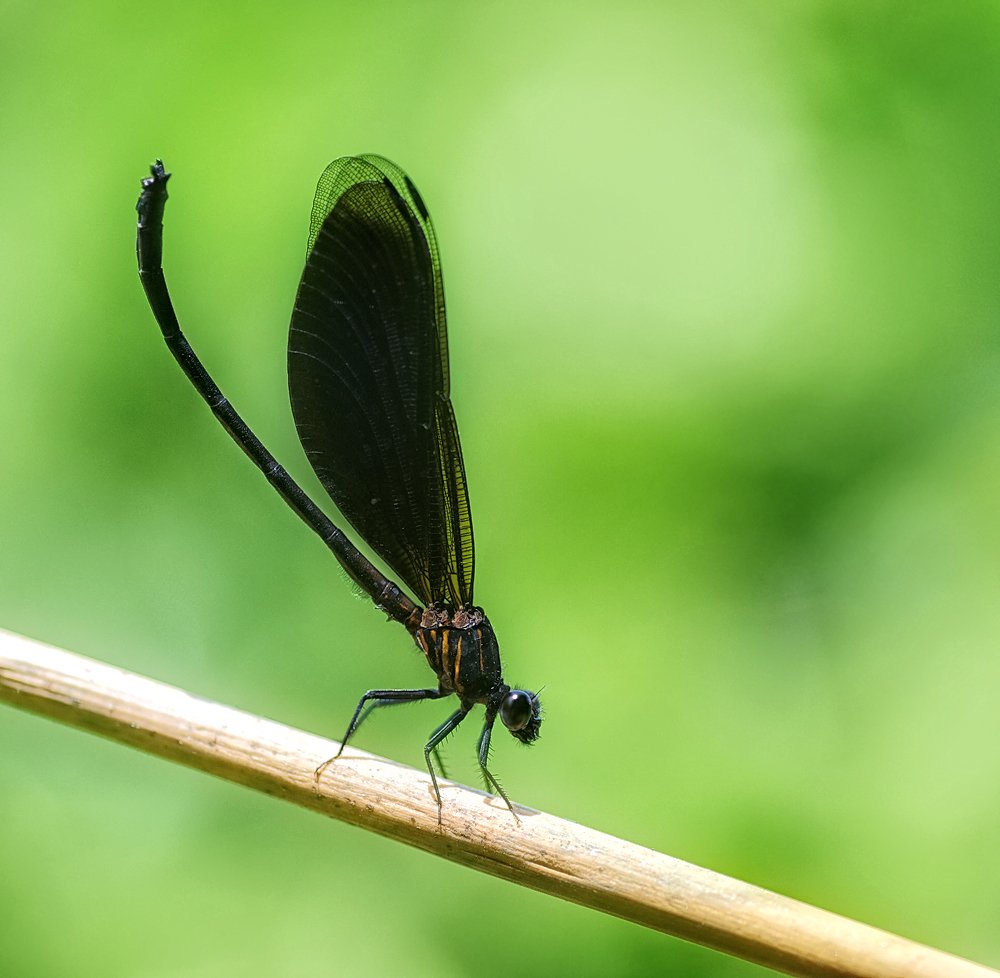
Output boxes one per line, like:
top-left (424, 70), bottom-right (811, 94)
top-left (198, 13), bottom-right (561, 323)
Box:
top-left (1, 2), bottom-right (998, 974)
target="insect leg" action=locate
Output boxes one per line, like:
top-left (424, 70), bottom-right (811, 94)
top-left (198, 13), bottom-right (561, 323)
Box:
top-left (477, 715), bottom-right (518, 821)
top-left (314, 687), bottom-right (445, 781)
top-left (424, 706), bottom-right (471, 820)
top-left (353, 697), bottom-right (453, 777)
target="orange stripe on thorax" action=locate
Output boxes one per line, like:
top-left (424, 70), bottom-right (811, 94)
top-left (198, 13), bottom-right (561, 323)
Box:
top-left (452, 634), bottom-right (463, 686)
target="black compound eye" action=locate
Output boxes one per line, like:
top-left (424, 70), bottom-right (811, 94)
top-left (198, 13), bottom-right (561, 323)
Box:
top-left (500, 690), bottom-right (533, 732)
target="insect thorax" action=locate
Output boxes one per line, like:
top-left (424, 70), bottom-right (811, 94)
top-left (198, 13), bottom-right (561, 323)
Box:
top-left (414, 605), bottom-right (502, 701)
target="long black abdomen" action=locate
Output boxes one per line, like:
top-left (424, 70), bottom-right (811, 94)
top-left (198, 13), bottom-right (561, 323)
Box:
top-left (415, 609), bottom-right (502, 702)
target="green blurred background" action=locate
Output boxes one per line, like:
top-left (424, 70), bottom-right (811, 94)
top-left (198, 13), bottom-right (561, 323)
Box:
top-left (1, 1), bottom-right (998, 974)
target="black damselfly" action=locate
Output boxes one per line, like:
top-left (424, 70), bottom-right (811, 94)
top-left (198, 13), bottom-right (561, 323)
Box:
top-left (135, 156), bottom-right (541, 819)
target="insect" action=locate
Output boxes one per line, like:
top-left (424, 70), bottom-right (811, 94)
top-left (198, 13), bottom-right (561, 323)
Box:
top-left (135, 156), bottom-right (541, 818)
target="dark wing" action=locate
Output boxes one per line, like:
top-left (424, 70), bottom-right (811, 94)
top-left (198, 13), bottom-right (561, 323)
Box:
top-left (288, 155), bottom-right (475, 608)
